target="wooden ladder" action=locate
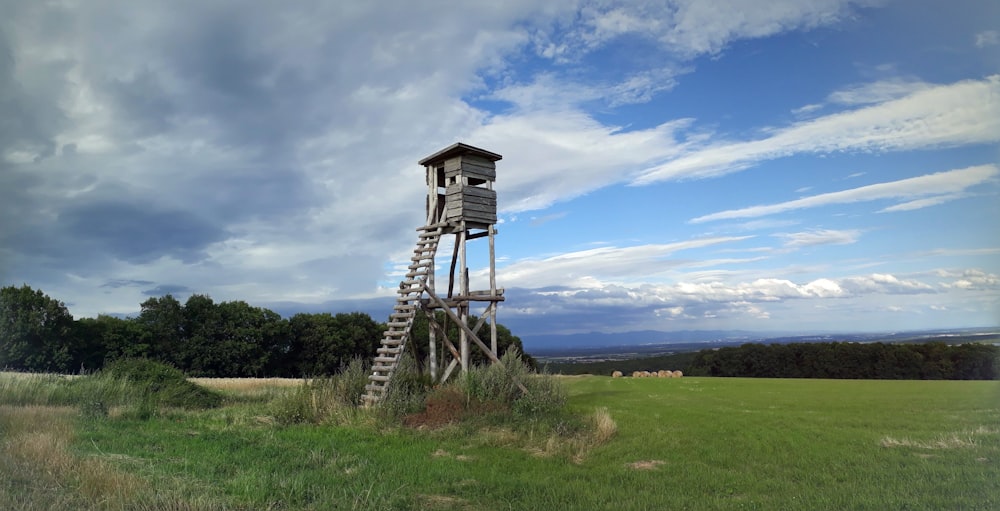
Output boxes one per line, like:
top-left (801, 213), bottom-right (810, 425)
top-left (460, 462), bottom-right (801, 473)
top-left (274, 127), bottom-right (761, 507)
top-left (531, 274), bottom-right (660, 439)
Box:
top-left (361, 225), bottom-right (442, 405)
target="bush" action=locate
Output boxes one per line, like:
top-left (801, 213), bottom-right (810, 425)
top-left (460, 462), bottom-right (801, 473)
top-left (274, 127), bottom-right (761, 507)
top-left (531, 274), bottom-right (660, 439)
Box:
top-left (400, 348), bottom-right (567, 429)
top-left (273, 358), bottom-right (374, 425)
top-left (99, 358), bottom-right (222, 410)
top-left (378, 354), bottom-right (432, 421)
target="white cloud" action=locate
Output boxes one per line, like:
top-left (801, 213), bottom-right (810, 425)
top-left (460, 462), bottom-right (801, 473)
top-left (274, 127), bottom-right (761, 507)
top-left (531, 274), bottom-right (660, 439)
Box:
top-left (657, 0), bottom-right (875, 57)
top-left (939, 269), bottom-right (1000, 290)
top-left (533, 0), bottom-right (871, 61)
top-left (878, 193), bottom-right (966, 212)
top-left (472, 113), bottom-right (698, 212)
top-left (775, 229), bottom-right (861, 248)
top-left (975, 30), bottom-right (999, 48)
top-left (792, 103), bottom-right (823, 116)
top-left (827, 77), bottom-right (932, 105)
top-left (690, 164), bottom-right (998, 223)
top-left (492, 236), bottom-right (753, 288)
top-left (633, 76), bottom-right (1000, 183)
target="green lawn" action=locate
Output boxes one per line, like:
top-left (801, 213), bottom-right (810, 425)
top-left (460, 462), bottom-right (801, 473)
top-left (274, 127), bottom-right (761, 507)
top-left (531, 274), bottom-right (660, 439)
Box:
top-left (6, 376), bottom-right (998, 510)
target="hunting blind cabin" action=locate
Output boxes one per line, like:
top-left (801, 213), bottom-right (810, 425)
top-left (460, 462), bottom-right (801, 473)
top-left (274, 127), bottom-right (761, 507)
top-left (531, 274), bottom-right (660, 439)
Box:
top-left (362, 143), bottom-right (509, 405)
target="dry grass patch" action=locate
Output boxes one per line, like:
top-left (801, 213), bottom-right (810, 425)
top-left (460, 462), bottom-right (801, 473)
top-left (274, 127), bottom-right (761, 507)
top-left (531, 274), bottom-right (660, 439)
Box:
top-left (626, 460), bottom-right (666, 470)
top-left (0, 405), bottom-right (149, 508)
top-left (416, 493), bottom-right (476, 510)
top-left (188, 377), bottom-right (306, 391)
top-left (880, 430), bottom-right (988, 450)
top-left (592, 407), bottom-right (617, 444)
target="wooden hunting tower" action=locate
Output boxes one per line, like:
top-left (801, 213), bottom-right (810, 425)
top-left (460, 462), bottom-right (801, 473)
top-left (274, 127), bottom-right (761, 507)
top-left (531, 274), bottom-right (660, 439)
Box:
top-left (362, 143), bottom-right (506, 405)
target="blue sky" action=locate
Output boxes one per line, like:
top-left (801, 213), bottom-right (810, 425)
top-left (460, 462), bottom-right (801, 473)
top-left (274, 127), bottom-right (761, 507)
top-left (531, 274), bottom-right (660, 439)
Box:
top-left (2, 0), bottom-right (998, 338)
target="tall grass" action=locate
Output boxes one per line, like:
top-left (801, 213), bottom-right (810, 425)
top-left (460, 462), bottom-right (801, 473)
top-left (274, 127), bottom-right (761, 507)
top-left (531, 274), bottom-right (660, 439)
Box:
top-left (6, 373), bottom-right (996, 510)
top-left (272, 357), bottom-right (372, 425)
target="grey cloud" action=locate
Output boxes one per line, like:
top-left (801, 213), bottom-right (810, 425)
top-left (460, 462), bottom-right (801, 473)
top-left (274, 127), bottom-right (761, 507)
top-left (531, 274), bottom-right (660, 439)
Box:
top-left (103, 68), bottom-right (177, 137)
top-left (59, 200), bottom-right (225, 264)
top-left (101, 279), bottom-right (155, 289)
top-left (142, 284), bottom-right (193, 297)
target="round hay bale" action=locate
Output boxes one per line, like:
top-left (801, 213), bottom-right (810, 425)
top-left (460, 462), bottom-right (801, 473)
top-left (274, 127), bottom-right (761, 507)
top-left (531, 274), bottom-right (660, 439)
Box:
top-left (641, 371), bottom-right (652, 378)
top-left (657, 370), bottom-right (670, 378)
top-left (673, 370), bottom-right (683, 378)
top-left (611, 370), bottom-right (623, 378)
top-left (631, 371), bottom-right (643, 378)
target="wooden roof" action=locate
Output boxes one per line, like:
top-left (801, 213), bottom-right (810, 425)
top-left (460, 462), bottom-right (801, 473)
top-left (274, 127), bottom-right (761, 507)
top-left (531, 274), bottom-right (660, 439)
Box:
top-left (418, 142), bottom-right (502, 166)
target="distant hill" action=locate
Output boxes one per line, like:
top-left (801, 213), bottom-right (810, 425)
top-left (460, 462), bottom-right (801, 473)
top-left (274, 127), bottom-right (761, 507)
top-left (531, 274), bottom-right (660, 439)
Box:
top-left (522, 329), bottom-right (769, 351)
top-left (524, 327), bottom-right (1000, 360)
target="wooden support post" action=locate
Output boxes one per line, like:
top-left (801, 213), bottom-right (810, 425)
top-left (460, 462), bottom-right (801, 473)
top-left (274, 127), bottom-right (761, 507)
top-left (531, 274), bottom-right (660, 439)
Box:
top-left (489, 224), bottom-right (498, 356)
top-left (459, 221), bottom-right (469, 371)
top-left (425, 287), bottom-right (527, 394)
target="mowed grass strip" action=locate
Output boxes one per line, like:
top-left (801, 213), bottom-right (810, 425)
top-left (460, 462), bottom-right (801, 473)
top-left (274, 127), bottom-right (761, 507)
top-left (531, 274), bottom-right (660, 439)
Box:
top-left (16, 376), bottom-right (997, 510)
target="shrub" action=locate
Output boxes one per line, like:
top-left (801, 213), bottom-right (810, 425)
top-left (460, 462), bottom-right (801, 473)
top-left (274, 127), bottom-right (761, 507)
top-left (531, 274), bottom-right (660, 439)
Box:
top-left (337, 357), bottom-right (371, 406)
top-left (99, 358), bottom-right (222, 410)
top-left (273, 357), bottom-right (376, 425)
top-left (378, 354), bottom-right (431, 421)
top-left (418, 348), bottom-right (567, 425)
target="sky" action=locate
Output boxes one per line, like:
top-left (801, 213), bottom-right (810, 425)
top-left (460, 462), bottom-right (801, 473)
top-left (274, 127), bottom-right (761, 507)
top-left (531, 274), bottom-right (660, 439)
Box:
top-left (2, 0), bottom-right (998, 339)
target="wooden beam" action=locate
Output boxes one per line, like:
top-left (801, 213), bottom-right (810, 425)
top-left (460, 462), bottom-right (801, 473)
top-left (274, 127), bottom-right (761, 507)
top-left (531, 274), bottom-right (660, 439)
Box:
top-left (424, 287), bottom-right (527, 394)
top-left (440, 358), bottom-right (459, 384)
top-left (470, 302), bottom-right (495, 336)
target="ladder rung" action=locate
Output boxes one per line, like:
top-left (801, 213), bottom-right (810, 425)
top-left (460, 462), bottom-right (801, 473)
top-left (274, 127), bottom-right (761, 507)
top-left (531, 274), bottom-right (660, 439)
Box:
top-left (374, 356), bottom-right (396, 363)
top-left (386, 321), bottom-right (409, 328)
top-left (380, 339), bottom-right (402, 346)
top-left (389, 313), bottom-right (411, 319)
top-left (377, 347), bottom-right (403, 355)
top-left (369, 374), bottom-right (390, 382)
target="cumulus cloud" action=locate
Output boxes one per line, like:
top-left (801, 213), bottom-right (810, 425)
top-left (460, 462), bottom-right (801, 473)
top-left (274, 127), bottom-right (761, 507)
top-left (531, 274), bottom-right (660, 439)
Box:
top-left (498, 269), bottom-right (960, 334)
top-left (938, 269), bottom-right (1000, 290)
top-left (1, 0), bottom-right (995, 336)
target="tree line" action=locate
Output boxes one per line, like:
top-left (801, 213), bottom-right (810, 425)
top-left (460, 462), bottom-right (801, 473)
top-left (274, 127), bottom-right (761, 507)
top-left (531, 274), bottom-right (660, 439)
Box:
top-left (686, 341), bottom-right (999, 380)
top-left (0, 285), bottom-right (528, 377)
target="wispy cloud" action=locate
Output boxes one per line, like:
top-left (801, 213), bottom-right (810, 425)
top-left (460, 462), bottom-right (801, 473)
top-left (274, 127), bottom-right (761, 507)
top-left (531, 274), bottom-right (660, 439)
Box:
top-left (492, 236), bottom-right (753, 288)
top-left (775, 229), bottom-right (861, 248)
top-left (633, 76), bottom-right (1000, 183)
top-left (690, 164), bottom-right (998, 223)
top-left (826, 77), bottom-right (931, 106)
top-left (975, 30), bottom-right (999, 48)
top-left (878, 193), bottom-right (966, 212)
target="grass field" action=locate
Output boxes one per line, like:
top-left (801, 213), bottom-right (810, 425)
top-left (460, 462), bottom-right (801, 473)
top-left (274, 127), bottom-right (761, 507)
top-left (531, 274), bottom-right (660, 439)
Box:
top-left (1, 373), bottom-right (997, 510)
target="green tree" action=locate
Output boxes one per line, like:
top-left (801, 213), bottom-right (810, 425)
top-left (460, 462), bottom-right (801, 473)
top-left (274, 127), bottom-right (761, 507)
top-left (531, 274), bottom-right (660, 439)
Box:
top-left (71, 316), bottom-right (110, 372)
top-left (178, 294), bottom-right (221, 374)
top-left (93, 315), bottom-right (147, 361)
top-left (286, 312), bottom-right (382, 376)
top-left (0, 285), bottom-right (75, 372)
top-left (178, 297), bottom-right (288, 377)
top-left (136, 294), bottom-right (185, 363)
